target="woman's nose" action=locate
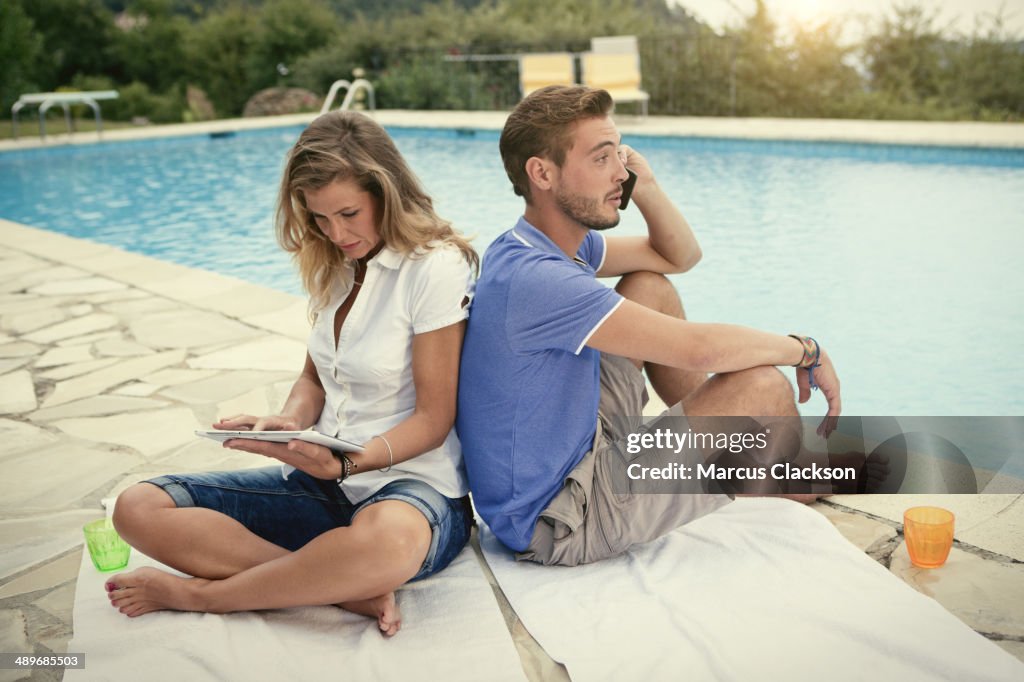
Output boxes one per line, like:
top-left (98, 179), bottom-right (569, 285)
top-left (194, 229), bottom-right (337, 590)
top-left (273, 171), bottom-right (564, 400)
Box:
top-left (323, 217), bottom-right (346, 242)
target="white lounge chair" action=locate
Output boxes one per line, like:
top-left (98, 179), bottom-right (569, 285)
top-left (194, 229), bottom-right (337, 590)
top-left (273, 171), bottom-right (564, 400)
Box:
top-left (591, 35), bottom-right (642, 55)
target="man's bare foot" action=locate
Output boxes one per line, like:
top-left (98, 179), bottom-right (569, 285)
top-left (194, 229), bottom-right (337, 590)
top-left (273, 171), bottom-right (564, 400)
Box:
top-left (862, 451), bottom-right (891, 492)
top-left (105, 567), bottom-right (207, 617)
top-left (828, 450), bottom-right (891, 494)
top-left (338, 592), bottom-right (401, 637)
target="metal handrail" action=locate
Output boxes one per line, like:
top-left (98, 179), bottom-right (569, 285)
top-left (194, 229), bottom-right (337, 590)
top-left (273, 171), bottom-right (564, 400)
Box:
top-left (319, 79), bottom-right (376, 114)
top-left (11, 90), bottom-right (118, 140)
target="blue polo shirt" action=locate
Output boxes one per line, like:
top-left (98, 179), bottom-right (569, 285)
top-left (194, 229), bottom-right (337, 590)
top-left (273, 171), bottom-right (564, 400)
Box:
top-left (457, 218), bottom-right (623, 551)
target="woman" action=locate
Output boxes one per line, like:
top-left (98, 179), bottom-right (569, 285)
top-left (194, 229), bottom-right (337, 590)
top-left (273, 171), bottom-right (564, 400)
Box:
top-left (108, 111), bottom-right (478, 637)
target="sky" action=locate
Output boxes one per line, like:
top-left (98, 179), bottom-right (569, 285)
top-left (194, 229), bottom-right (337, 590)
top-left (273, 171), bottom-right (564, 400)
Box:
top-left (671, 0), bottom-right (1024, 39)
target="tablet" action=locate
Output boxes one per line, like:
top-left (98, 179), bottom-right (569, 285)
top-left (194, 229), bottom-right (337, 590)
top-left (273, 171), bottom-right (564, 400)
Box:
top-left (195, 429), bottom-right (364, 452)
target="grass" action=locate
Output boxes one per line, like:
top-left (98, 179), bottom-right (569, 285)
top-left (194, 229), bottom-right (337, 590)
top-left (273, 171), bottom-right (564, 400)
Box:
top-left (1, 116), bottom-right (135, 140)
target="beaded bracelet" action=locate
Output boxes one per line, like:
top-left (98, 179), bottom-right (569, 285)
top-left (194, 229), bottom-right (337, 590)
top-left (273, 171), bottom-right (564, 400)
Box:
top-left (788, 334), bottom-right (822, 390)
top-left (333, 452), bottom-right (353, 483)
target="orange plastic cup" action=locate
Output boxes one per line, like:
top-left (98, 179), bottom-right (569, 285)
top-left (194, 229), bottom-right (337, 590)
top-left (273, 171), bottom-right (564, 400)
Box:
top-left (903, 506), bottom-right (954, 568)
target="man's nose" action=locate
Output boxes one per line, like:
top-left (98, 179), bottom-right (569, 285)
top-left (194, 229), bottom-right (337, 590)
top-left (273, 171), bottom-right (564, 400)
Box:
top-left (614, 155), bottom-right (629, 183)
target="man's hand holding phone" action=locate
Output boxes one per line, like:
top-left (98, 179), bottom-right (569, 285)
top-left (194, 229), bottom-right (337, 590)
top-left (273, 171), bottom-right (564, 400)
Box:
top-left (619, 168), bottom-right (638, 209)
top-left (617, 144), bottom-right (655, 210)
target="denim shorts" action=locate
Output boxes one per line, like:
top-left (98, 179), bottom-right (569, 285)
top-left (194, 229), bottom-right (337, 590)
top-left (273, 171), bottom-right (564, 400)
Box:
top-left (146, 467), bottom-right (472, 582)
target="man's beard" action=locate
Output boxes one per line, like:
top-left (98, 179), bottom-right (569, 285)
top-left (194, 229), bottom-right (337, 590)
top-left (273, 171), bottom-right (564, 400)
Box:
top-left (554, 186), bottom-right (621, 231)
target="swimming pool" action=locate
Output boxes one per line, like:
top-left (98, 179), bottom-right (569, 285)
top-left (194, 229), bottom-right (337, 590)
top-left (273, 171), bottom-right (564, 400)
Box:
top-left (2, 125), bottom-right (1023, 416)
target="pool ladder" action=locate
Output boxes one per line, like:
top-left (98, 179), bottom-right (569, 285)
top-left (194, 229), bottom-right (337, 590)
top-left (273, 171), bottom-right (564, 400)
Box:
top-left (320, 79), bottom-right (376, 114)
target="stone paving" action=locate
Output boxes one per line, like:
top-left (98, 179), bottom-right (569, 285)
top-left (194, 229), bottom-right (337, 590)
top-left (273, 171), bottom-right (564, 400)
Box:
top-left (1, 216), bottom-right (1022, 681)
top-left (0, 220), bottom-right (305, 682)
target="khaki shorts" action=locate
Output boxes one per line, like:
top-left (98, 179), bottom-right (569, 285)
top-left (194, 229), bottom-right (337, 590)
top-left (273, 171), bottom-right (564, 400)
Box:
top-left (517, 354), bottom-right (733, 566)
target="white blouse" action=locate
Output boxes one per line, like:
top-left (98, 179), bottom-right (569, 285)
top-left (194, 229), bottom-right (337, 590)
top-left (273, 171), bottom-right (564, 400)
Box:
top-left (306, 243), bottom-right (474, 503)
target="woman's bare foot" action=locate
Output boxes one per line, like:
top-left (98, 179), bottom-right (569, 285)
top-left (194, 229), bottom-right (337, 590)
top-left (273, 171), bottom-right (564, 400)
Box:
top-left (776, 493), bottom-right (831, 504)
top-left (105, 567), bottom-right (208, 617)
top-left (338, 592), bottom-right (401, 636)
top-left (737, 493), bottom-right (830, 504)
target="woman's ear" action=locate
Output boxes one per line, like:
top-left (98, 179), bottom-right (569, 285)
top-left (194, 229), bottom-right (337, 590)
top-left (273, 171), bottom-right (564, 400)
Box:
top-left (525, 156), bottom-right (555, 193)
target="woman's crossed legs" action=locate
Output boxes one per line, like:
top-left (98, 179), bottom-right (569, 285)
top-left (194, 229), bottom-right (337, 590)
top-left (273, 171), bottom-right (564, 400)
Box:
top-left (108, 468), bottom-right (466, 636)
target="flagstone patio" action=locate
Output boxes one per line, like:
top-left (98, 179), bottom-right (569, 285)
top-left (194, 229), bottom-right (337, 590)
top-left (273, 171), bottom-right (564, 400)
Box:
top-left (0, 218), bottom-right (1021, 680)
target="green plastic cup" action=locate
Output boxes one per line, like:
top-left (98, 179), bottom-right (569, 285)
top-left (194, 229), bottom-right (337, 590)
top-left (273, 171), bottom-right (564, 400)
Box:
top-left (83, 518), bottom-right (131, 572)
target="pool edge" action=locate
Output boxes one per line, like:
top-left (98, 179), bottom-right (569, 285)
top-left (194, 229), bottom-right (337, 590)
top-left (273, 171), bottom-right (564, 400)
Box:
top-left (0, 217), bottom-right (309, 342)
top-left (2, 110), bottom-right (1023, 153)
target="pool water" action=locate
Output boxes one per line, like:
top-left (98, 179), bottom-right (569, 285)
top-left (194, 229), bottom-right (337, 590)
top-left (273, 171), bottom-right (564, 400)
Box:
top-left (2, 126), bottom-right (1022, 417)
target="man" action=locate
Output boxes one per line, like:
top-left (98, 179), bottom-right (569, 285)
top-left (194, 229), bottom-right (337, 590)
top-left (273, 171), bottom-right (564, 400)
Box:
top-left (457, 86), bottom-right (843, 567)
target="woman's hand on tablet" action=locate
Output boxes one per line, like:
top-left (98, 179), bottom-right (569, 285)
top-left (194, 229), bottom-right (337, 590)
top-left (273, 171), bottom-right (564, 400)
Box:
top-left (221, 437), bottom-right (342, 480)
top-left (213, 414), bottom-right (302, 432)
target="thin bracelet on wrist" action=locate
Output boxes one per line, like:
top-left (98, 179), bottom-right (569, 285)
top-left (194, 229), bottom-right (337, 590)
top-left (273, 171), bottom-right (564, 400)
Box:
top-left (374, 434), bottom-right (394, 473)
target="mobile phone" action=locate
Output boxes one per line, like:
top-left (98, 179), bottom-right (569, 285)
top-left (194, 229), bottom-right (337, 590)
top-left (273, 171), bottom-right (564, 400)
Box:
top-left (619, 168), bottom-right (638, 209)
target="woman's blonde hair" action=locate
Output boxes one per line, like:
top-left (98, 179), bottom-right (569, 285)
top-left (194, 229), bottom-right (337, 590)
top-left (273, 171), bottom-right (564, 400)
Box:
top-left (276, 111), bottom-right (478, 313)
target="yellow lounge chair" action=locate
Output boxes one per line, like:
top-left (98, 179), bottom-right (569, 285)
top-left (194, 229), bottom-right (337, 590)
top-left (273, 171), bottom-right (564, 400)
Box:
top-left (581, 37), bottom-right (650, 117)
top-left (518, 52), bottom-right (576, 98)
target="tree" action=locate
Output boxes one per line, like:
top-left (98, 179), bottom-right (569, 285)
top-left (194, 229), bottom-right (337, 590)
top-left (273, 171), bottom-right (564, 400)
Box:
top-left (728, 0), bottom-right (791, 115)
top-left (492, 0), bottom-right (652, 46)
top-left (862, 3), bottom-right (947, 104)
top-left (18, 0), bottom-right (115, 88)
top-left (947, 12), bottom-right (1024, 119)
top-left (109, 0), bottom-right (190, 92)
top-left (786, 21), bottom-right (862, 118)
top-left (0, 1), bottom-right (45, 110)
top-left (246, 0), bottom-right (338, 92)
top-left (186, 4), bottom-right (259, 116)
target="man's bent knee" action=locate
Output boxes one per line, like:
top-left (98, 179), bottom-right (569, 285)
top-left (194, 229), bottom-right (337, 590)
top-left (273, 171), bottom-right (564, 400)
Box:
top-left (727, 366), bottom-right (796, 416)
top-left (744, 365), bottom-right (790, 392)
top-left (615, 271), bottom-right (683, 317)
top-left (750, 366), bottom-right (795, 414)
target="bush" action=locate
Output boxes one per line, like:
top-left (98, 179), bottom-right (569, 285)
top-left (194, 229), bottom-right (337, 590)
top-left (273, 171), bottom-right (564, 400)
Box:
top-left (245, 0), bottom-right (339, 93)
top-left (6, 0), bottom-right (1023, 122)
top-left (185, 5), bottom-right (259, 118)
top-left (289, 43), bottom-right (362, 97)
top-left (108, 0), bottom-right (189, 92)
top-left (375, 57), bottom-right (478, 110)
top-left (70, 76), bottom-right (184, 123)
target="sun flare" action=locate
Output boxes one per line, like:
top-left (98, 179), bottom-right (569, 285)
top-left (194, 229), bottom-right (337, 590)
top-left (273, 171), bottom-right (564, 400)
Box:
top-left (786, 0), bottom-right (829, 26)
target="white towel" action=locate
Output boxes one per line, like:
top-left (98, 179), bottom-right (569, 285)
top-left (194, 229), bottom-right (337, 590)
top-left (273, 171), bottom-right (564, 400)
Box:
top-left (481, 497), bottom-right (1024, 682)
top-left (67, 543), bottom-right (525, 682)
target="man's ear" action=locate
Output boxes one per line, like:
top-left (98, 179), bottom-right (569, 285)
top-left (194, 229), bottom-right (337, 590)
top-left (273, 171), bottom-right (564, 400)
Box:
top-left (525, 156), bottom-right (556, 193)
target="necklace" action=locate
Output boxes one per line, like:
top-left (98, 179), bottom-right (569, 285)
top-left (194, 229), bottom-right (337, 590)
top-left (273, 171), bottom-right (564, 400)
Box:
top-left (351, 248), bottom-right (377, 288)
